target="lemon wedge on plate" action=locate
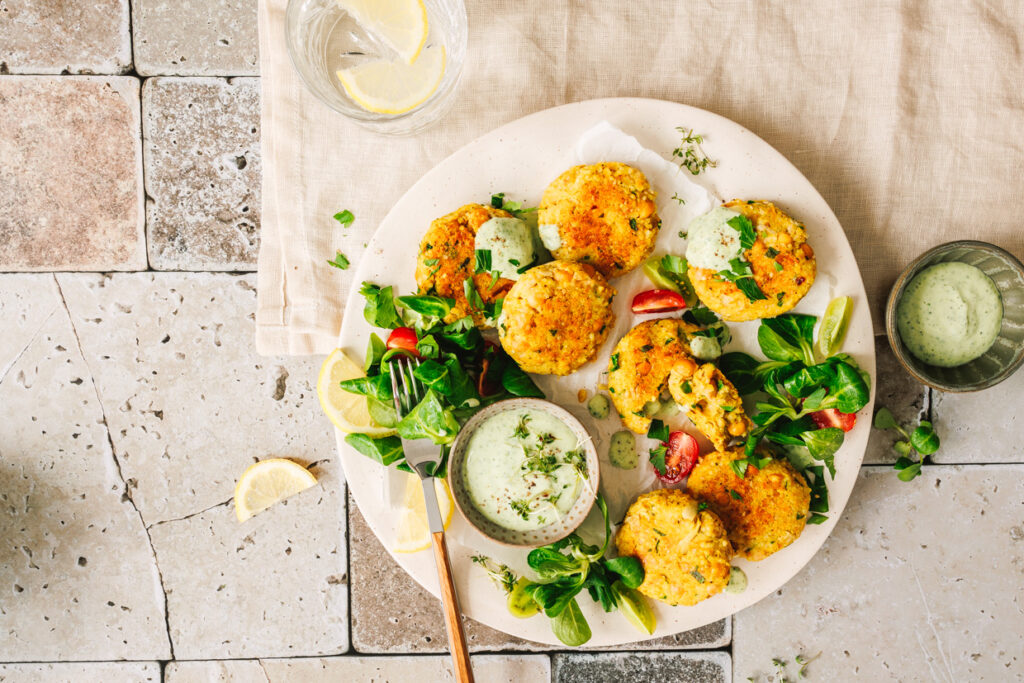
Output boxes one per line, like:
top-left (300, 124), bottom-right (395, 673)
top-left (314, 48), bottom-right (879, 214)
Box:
top-left (317, 348), bottom-right (395, 437)
top-left (338, 0), bottom-right (429, 64)
top-left (234, 458), bottom-right (318, 522)
top-left (337, 44), bottom-right (446, 115)
top-left (394, 472), bottom-right (453, 553)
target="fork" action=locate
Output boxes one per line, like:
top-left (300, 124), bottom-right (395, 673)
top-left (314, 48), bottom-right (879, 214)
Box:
top-left (389, 356), bottom-right (474, 683)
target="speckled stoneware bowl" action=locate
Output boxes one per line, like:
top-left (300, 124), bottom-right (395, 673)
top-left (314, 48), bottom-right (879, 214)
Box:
top-left (886, 240), bottom-right (1024, 392)
top-left (447, 398), bottom-right (600, 547)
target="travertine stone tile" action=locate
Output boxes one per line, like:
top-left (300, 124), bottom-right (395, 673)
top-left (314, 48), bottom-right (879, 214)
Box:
top-left (734, 465), bottom-right (1024, 680)
top-left (0, 77), bottom-right (145, 271)
top-left (931, 365), bottom-right (1024, 463)
top-left (56, 273), bottom-right (331, 525)
top-left (348, 499), bottom-right (728, 652)
top-left (0, 275), bottom-right (169, 661)
top-left (149, 469), bottom-right (348, 659)
top-left (142, 77), bottom-right (261, 270)
top-left (865, 334), bottom-right (929, 465)
top-left (133, 0), bottom-right (259, 76)
top-left (0, 662), bottom-right (160, 683)
top-left (552, 651), bottom-right (730, 683)
top-left (0, 0), bottom-right (131, 74)
top-left (166, 654), bottom-right (550, 682)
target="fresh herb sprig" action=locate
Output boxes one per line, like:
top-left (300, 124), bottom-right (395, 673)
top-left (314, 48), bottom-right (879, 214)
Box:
top-left (873, 407), bottom-right (940, 481)
top-left (490, 192), bottom-right (537, 219)
top-left (327, 251), bottom-right (350, 270)
top-left (672, 127), bottom-right (717, 175)
top-left (471, 555), bottom-right (518, 595)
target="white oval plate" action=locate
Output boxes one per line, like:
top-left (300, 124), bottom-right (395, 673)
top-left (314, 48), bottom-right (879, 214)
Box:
top-left (335, 97), bottom-right (875, 647)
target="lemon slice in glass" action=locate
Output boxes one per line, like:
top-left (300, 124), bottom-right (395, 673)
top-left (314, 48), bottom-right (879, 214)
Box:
top-left (317, 348), bottom-right (395, 437)
top-left (337, 44), bottom-right (446, 115)
top-left (234, 458), bottom-right (318, 522)
top-left (338, 0), bottom-right (429, 64)
top-left (394, 472), bottom-right (453, 553)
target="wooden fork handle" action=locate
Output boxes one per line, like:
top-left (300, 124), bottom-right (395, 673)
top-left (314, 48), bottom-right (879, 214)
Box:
top-left (431, 530), bottom-right (474, 683)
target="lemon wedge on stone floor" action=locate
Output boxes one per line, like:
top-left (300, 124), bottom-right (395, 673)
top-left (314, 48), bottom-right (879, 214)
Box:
top-left (234, 458), bottom-right (318, 522)
top-left (337, 44), bottom-right (445, 115)
top-left (393, 472), bottom-right (453, 553)
top-left (317, 348), bottom-right (395, 437)
top-left (338, 0), bottom-right (429, 64)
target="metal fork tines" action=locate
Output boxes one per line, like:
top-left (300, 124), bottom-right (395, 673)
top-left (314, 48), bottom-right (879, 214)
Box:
top-left (388, 355), bottom-right (423, 416)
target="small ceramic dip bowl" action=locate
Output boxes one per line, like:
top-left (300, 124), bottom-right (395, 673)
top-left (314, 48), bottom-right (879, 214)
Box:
top-left (447, 398), bottom-right (600, 547)
top-left (885, 240), bottom-right (1024, 392)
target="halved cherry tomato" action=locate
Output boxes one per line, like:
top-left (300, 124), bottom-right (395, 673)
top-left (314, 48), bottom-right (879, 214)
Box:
top-left (386, 327), bottom-right (420, 356)
top-left (810, 408), bottom-right (856, 432)
top-left (654, 431), bottom-right (701, 484)
top-left (631, 289), bottom-right (687, 314)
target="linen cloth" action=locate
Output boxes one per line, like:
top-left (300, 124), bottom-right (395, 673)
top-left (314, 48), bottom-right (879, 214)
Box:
top-left (256, 0), bottom-right (1024, 356)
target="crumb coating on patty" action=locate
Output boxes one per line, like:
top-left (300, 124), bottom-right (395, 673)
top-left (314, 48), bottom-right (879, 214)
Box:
top-left (539, 162), bottom-right (660, 278)
top-left (616, 489), bottom-right (733, 606)
top-left (498, 260), bottom-right (615, 376)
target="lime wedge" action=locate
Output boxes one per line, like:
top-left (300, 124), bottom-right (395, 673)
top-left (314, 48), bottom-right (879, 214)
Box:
top-left (816, 296), bottom-right (853, 359)
top-left (613, 580), bottom-right (656, 635)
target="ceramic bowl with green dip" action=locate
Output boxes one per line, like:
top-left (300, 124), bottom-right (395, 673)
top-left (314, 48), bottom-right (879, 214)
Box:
top-left (447, 398), bottom-right (600, 547)
top-left (886, 240), bottom-right (1024, 392)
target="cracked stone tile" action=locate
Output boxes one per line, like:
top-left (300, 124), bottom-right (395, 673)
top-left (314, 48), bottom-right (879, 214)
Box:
top-left (0, 77), bottom-right (146, 271)
top-left (865, 334), bottom-right (929, 465)
top-left (53, 272), bottom-right (344, 658)
top-left (133, 0), bottom-right (258, 76)
top-left (931, 365), bottom-right (1024, 463)
top-left (552, 651), bottom-right (730, 683)
top-left (0, 275), bottom-right (170, 660)
top-left (348, 497), bottom-right (728, 653)
top-left (142, 77), bottom-right (261, 270)
top-left (0, 0), bottom-right (131, 74)
top-left (166, 654), bottom-right (550, 682)
top-left (55, 273), bottom-right (332, 525)
top-left (0, 663), bottom-right (160, 682)
top-left (734, 465), bottom-right (1024, 680)
top-left (149, 465), bottom-right (348, 659)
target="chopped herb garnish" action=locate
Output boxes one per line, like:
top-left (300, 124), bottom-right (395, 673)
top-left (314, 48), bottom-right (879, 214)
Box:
top-left (639, 344), bottom-right (654, 353)
top-left (333, 209), bottom-right (354, 226)
top-left (610, 353), bottom-right (620, 371)
top-left (774, 261), bottom-right (784, 272)
top-left (672, 127), bottom-right (717, 175)
top-left (475, 249), bottom-right (492, 274)
top-left (327, 251), bottom-right (350, 270)
top-left (629, 218), bottom-right (638, 231)
top-left (727, 214), bottom-right (757, 250)
top-left (471, 554), bottom-right (518, 595)
top-left (671, 193), bottom-right (686, 205)
top-left (423, 258), bottom-right (439, 267)
top-left (513, 413), bottom-right (531, 439)
top-left (690, 569), bottom-right (705, 584)
top-left (697, 501), bottom-right (708, 511)
top-left (681, 380), bottom-right (692, 393)
top-left (728, 488), bottom-right (742, 500)
top-left (510, 499), bottom-right (531, 520)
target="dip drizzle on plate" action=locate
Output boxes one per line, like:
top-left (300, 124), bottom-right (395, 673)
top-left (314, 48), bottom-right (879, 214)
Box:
top-left (462, 408), bottom-right (588, 531)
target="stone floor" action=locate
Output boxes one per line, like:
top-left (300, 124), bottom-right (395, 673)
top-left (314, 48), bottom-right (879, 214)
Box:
top-left (2, 3), bottom-right (1023, 682)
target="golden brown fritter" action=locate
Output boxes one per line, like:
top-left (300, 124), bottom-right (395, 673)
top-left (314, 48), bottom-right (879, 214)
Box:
top-left (497, 261), bottom-right (615, 376)
top-left (616, 488), bottom-right (733, 606)
top-left (538, 162), bottom-right (660, 278)
top-left (688, 200), bottom-right (816, 322)
top-left (668, 362), bottom-right (751, 451)
top-left (686, 447), bottom-right (811, 561)
top-left (415, 204), bottom-right (514, 326)
top-left (606, 318), bottom-right (701, 434)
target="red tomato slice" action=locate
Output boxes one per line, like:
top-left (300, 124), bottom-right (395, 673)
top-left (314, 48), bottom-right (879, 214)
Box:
top-left (386, 327), bottom-right (420, 356)
top-left (810, 408), bottom-right (857, 432)
top-left (655, 431), bottom-right (701, 484)
top-left (631, 289), bottom-right (687, 314)
top-left (477, 356), bottom-right (501, 397)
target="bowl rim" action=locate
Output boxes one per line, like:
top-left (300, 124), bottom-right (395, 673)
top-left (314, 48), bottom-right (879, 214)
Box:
top-left (447, 397), bottom-right (601, 548)
top-left (885, 239), bottom-right (1024, 393)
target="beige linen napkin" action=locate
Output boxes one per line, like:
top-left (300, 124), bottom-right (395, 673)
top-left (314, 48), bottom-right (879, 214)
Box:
top-left (256, 0), bottom-right (1024, 356)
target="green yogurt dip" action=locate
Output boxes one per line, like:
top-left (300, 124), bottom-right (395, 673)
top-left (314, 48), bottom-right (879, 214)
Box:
top-left (475, 217), bottom-right (537, 281)
top-left (685, 206), bottom-right (744, 272)
top-left (462, 408), bottom-right (587, 531)
top-left (896, 262), bottom-right (1003, 367)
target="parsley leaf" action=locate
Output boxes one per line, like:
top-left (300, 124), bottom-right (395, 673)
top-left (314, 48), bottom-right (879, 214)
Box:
top-left (327, 251), bottom-right (350, 270)
top-left (333, 209), bottom-right (354, 227)
top-left (475, 249), bottom-right (492, 274)
top-left (726, 214), bottom-right (757, 250)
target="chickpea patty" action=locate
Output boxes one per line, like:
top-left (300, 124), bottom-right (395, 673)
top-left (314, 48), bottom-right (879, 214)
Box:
top-left (538, 162), bottom-right (660, 278)
top-left (686, 447), bottom-right (812, 561)
top-left (688, 200), bottom-right (816, 322)
top-left (606, 318), bottom-right (700, 434)
top-left (668, 362), bottom-right (751, 451)
top-left (497, 261), bottom-right (615, 376)
top-left (415, 203), bottom-right (515, 326)
top-left (616, 489), bottom-right (733, 606)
